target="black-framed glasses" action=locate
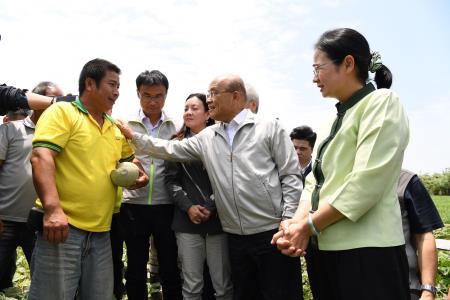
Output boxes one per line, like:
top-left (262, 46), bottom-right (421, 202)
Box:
top-left (206, 90), bottom-right (234, 98)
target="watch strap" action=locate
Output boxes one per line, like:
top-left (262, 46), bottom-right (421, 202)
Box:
top-left (420, 284), bottom-right (437, 296)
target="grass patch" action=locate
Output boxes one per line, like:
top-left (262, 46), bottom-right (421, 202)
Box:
top-left (434, 195), bottom-right (450, 224)
top-left (2, 196), bottom-right (449, 300)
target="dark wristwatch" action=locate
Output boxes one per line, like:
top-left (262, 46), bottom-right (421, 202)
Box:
top-left (420, 284), bottom-right (437, 296)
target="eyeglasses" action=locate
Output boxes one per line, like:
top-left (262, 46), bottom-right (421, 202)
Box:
top-left (313, 62), bottom-right (335, 77)
top-left (206, 90), bottom-right (234, 99)
top-left (140, 93), bottom-right (165, 102)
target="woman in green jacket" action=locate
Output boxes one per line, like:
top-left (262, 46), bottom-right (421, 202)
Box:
top-left (272, 28), bottom-right (410, 300)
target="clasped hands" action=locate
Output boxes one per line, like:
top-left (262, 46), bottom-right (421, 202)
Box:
top-left (188, 205), bottom-right (211, 225)
top-left (271, 218), bottom-right (312, 257)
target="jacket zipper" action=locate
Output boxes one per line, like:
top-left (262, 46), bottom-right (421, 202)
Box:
top-left (147, 119), bottom-right (172, 205)
top-left (229, 138), bottom-right (243, 234)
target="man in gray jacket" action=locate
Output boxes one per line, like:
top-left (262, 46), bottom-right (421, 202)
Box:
top-left (119, 70), bottom-right (181, 300)
top-left (118, 74), bottom-right (303, 300)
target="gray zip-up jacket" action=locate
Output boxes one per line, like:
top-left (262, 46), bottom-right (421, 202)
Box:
top-left (130, 111), bottom-right (302, 235)
top-left (122, 111), bottom-right (177, 205)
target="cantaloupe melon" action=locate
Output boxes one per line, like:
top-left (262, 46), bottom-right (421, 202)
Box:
top-left (110, 162), bottom-right (139, 187)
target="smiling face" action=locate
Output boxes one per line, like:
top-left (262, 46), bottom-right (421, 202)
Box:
top-left (89, 70), bottom-right (120, 113)
top-left (206, 79), bottom-right (237, 123)
top-left (183, 96), bottom-right (210, 134)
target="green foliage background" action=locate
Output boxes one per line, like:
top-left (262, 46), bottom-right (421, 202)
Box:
top-left (1, 195), bottom-right (449, 300)
top-left (420, 168), bottom-right (450, 196)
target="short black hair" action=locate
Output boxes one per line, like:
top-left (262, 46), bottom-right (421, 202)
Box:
top-left (290, 125), bottom-right (317, 149)
top-left (136, 70), bottom-right (169, 91)
top-left (78, 58), bottom-right (121, 95)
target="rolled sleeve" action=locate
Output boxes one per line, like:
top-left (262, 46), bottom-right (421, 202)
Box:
top-left (0, 84), bottom-right (29, 115)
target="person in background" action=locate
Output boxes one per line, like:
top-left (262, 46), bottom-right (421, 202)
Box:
top-left (0, 81), bottom-right (62, 292)
top-left (244, 82), bottom-right (259, 114)
top-left (165, 93), bottom-right (233, 300)
top-left (3, 108), bottom-right (31, 123)
top-left (120, 70), bottom-right (181, 300)
top-left (28, 59), bottom-right (148, 300)
top-left (289, 125), bottom-right (317, 185)
top-left (272, 28), bottom-right (410, 300)
top-left (0, 106), bottom-right (31, 288)
top-left (397, 169), bottom-right (443, 300)
top-left (116, 73), bottom-right (303, 300)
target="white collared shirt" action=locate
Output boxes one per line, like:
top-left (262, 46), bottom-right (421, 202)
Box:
top-left (301, 160), bottom-right (312, 176)
top-left (138, 109), bottom-right (165, 138)
top-left (223, 109), bottom-right (248, 147)
top-left (23, 116), bottom-right (36, 129)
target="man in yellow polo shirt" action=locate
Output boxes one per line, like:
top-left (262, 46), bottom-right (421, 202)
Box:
top-left (28, 58), bottom-right (148, 300)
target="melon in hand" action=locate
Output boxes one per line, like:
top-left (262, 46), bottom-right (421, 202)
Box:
top-left (110, 162), bottom-right (139, 187)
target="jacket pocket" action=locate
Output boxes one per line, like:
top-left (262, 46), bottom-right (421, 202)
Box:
top-left (254, 173), bottom-right (279, 217)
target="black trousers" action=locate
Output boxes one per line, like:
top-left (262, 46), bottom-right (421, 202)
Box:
top-left (0, 220), bottom-right (35, 290)
top-left (110, 213), bottom-right (125, 299)
top-left (306, 245), bottom-right (410, 300)
top-left (228, 229), bottom-right (303, 300)
top-left (120, 203), bottom-right (182, 300)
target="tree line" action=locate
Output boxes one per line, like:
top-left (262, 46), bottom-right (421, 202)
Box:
top-left (419, 168), bottom-right (450, 195)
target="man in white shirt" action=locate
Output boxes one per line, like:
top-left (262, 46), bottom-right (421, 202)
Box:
top-left (290, 125), bottom-right (317, 185)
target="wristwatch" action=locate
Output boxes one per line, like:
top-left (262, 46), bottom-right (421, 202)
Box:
top-left (420, 284), bottom-right (437, 296)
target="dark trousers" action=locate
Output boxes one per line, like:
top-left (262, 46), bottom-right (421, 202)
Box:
top-left (306, 245), bottom-right (410, 300)
top-left (110, 213), bottom-right (125, 299)
top-left (228, 229), bottom-right (302, 300)
top-left (202, 263), bottom-right (215, 300)
top-left (0, 220), bottom-right (35, 290)
top-left (120, 203), bottom-right (182, 300)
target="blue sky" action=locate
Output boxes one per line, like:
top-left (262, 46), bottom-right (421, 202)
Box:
top-left (1, 0), bottom-right (449, 173)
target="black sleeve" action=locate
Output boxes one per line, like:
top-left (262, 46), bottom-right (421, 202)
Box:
top-left (404, 175), bottom-right (444, 234)
top-left (164, 160), bottom-right (193, 212)
top-left (0, 84), bottom-right (29, 115)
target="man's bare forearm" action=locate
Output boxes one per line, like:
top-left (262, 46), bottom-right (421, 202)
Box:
top-left (416, 231), bottom-right (438, 297)
top-left (31, 147), bottom-right (69, 243)
top-left (31, 148), bottom-right (61, 211)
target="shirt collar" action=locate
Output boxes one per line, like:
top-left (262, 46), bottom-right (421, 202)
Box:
top-left (138, 109), bottom-right (165, 126)
top-left (224, 108), bottom-right (248, 128)
top-left (71, 96), bottom-right (115, 124)
top-left (335, 83), bottom-right (375, 114)
top-left (302, 160), bottom-right (312, 174)
top-left (23, 116), bottom-right (35, 129)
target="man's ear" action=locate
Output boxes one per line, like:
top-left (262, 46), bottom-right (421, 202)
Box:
top-left (85, 78), bottom-right (96, 92)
